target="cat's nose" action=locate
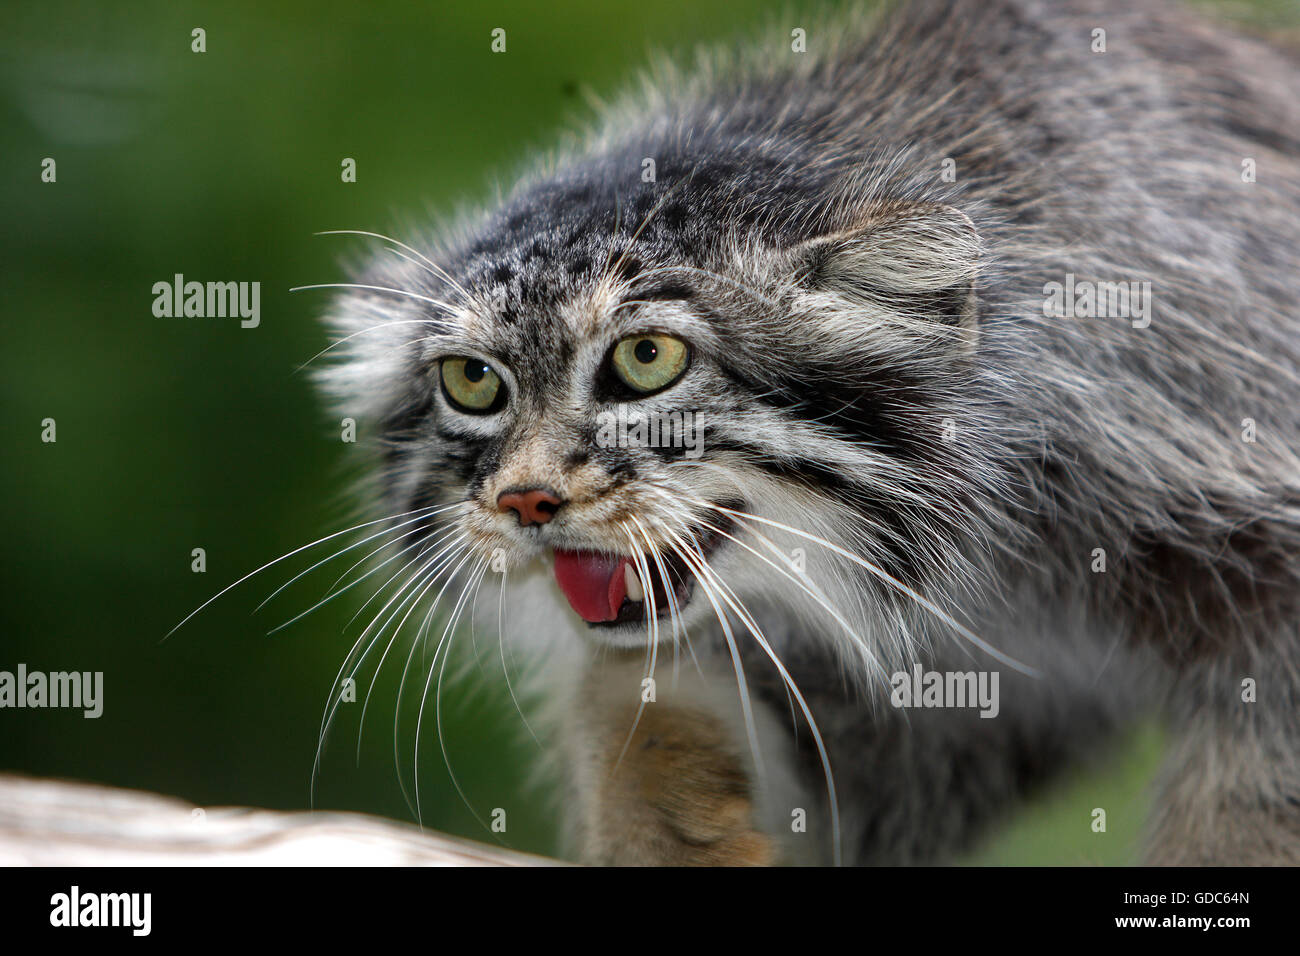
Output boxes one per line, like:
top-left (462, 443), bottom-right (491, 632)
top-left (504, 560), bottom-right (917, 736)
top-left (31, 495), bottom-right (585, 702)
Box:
top-left (497, 487), bottom-right (565, 526)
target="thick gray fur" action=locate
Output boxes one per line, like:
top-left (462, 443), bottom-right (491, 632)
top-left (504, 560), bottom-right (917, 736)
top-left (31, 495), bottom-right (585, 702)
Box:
top-left (318, 0), bottom-right (1300, 864)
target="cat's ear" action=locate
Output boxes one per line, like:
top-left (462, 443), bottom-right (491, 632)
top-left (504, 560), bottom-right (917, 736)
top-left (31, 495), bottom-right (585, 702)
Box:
top-left (794, 202), bottom-right (982, 334)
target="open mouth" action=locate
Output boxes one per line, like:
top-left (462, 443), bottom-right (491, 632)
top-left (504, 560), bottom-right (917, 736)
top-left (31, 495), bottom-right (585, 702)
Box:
top-left (551, 518), bottom-right (731, 628)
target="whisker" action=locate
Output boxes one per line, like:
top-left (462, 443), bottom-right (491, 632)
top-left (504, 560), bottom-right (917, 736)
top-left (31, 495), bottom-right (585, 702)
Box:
top-left (607, 174), bottom-right (694, 283)
top-left (656, 524), bottom-right (767, 786)
top-left (713, 505), bottom-right (1041, 679)
top-left (313, 229), bottom-right (476, 306)
top-left (354, 534), bottom-right (475, 760)
top-left (311, 534), bottom-right (467, 806)
top-left (289, 282), bottom-right (458, 311)
top-left (598, 192), bottom-right (623, 288)
top-left (320, 520), bottom-right (456, 602)
top-left (258, 501), bottom-right (466, 611)
top-left (414, 556), bottom-right (493, 834)
top-left (611, 523), bottom-right (661, 772)
top-left (391, 543), bottom-right (478, 815)
top-left (497, 568), bottom-right (543, 749)
top-left (632, 512), bottom-right (695, 688)
top-left (164, 504), bottom-right (444, 641)
top-left (342, 529), bottom-right (461, 631)
top-left (660, 521), bottom-right (844, 867)
top-left (654, 461), bottom-right (1037, 678)
top-left (266, 525), bottom-right (446, 638)
top-left (434, 561), bottom-right (499, 838)
top-left (641, 483), bottom-right (889, 685)
top-left (292, 319), bottom-right (436, 374)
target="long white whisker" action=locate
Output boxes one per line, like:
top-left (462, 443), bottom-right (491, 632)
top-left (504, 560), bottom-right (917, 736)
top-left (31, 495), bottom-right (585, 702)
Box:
top-left (392, 543), bottom-right (477, 815)
top-left (712, 505), bottom-right (1040, 678)
top-left (635, 514), bottom-right (687, 689)
top-left (313, 229), bottom-right (476, 306)
top-left (355, 534), bottom-right (475, 759)
top-left (656, 524), bottom-right (767, 785)
top-left (292, 318), bottom-right (436, 374)
top-left (658, 461), bottom-right (1035, 678)
top-left (435, 562), bottom-right (499, 837)
top-left (641, 483), bottom-right (889, 686)
top-left (165, 504), bottom-right (444, 641)
top-left (611, 523), bottom-right (662, 771)
top-left (660, 521), bottom-right (843, 867)
top-left (415, 556), bottom-right (491, 831)
top-left (496, 568), bottom-right (543, 749)
top-left (266, 521), bottom-right (464, 636)
top-left (342, 523), bottom-right (469, 633)
top-left (256, 502), bottom-right (464, 612)
top-left (312, 534), bottom-right (467, 805)
top-left (289, 282), bottom-right (458, 311)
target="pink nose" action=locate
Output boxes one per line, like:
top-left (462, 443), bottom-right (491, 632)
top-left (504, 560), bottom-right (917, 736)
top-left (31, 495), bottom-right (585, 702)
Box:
top-left (497, 488), bottom-right (564, 526)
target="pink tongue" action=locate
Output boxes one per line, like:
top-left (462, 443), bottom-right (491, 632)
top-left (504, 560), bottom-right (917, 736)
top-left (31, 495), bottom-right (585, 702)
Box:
top-left (553, 549), bottom-right (632, 623)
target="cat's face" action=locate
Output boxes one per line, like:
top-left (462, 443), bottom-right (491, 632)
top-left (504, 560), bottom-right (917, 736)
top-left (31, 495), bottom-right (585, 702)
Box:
top-left (320, 172), bottom-right (1000, 666)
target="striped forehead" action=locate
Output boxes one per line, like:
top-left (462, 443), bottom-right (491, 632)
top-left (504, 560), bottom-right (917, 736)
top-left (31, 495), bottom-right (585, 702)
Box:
top-left (450, 276), bottom-right (618, 343)
top-left (559, 274), bottom-right (629, 335)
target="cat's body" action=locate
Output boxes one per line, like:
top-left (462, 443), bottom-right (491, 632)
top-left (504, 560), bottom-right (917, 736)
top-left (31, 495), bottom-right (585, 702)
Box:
top-left (321, 0), bottom-right (1300, 864)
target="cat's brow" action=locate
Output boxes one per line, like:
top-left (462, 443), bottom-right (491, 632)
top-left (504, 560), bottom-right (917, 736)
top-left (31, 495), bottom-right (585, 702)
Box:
top-left (603, 302), bottom-right (712, 344)
top-left (621, 280), bottom-right (694, 304)
top-left (419, 329), bottom-right (508, 360)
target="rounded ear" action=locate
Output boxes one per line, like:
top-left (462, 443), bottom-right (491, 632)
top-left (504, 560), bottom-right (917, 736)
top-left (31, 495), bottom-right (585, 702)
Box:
top-left (797, 202), bottom-right (983, 331)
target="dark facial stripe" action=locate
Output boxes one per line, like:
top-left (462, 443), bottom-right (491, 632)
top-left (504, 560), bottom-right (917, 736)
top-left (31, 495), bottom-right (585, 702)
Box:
top-left (716, 358), bottom-right (933, 460)
top-left (702, 437), bottom-right (857, 492)
top-left (625, 279), bottom-right (695, 303)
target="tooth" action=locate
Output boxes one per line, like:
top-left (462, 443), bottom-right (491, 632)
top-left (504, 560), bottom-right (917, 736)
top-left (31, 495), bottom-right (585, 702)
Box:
top-left (624, 563), bottom-right (645, 603)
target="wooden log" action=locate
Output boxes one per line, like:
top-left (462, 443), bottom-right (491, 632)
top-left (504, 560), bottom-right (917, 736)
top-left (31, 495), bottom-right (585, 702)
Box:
top-left (0, 774), bottom-right (555, 866)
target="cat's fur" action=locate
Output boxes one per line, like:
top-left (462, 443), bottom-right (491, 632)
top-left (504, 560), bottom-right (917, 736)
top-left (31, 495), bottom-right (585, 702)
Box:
top-left (319, 0), bottom-right (1300, 864)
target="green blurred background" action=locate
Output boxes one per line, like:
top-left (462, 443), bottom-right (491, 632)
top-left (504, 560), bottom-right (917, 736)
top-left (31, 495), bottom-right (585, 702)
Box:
top-left (1, 0), bottom-right (1293, 864)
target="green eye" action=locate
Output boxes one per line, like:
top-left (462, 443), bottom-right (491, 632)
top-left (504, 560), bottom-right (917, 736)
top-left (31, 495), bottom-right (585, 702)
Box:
top-left (611, 334), bottom-right (690, 394)
top-left (440, 357), bottom-right (504, 413)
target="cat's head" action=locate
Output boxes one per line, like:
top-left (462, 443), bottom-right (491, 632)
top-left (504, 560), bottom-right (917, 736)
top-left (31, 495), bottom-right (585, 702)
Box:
top-left (318, 144), bottom-right (1010, 674)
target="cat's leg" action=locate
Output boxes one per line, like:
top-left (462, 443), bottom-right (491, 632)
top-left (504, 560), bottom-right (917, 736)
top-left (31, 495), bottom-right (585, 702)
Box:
top-left (1145, 643), bottom-right (1300, 865)
top-left (559, 650), bottom-right (812, 866)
